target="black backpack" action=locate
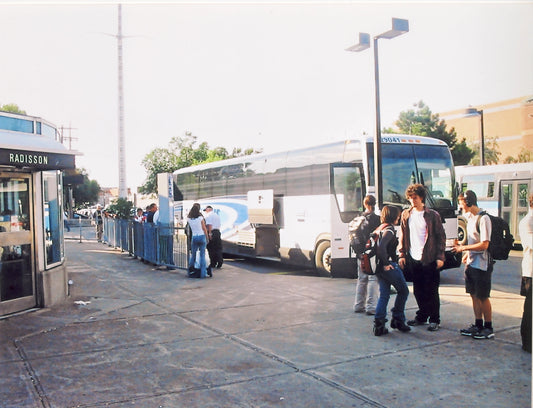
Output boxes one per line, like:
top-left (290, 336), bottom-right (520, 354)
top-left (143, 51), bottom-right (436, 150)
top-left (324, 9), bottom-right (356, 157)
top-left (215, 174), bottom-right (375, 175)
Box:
top-left (349, 212), bottom-right (380, 255)
top-left (476, 211), bottom-right (514, 260)
top-left (360, 224), bottom-right (393, 275)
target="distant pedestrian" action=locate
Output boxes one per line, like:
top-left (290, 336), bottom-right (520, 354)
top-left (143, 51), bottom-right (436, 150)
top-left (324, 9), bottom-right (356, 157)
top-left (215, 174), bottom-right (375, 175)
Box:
top-left (352, 195), bottom-right (381, 315)
top-left (204, 205), bottom-right (223, 269)
top-left (518, 193), bottom-right (532, 352)
top-left (373, 205), bottom-right (411, 336)
top-left (187, 203), bottom-right (210, 278)
top-left (93, 205), bottom-right (104, 242)
top-left (134, 208), bottom-right (145, 223)
top-left (146, 203), bottom-right (158, 223)
top-left (398, 183), bottom-right (446, 332)
top-left (453, 190), bottom-right (495, 340)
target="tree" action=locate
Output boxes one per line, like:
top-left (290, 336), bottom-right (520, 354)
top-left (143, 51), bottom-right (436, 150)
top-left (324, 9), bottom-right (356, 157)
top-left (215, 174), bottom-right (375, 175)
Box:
top-left (106, 197), bottom-right (133, 219)
top-left (71, 169), bottom-right (101, 208)
top-left (0, 103), bottom-right (26, 114)
top-left (389, 101), bottom-right (475, 165)
top-left (469, 137), bottom-right (501, 165)
top-left (139, 132), bottom-right (262, 194)
top-left (503, 147), bottom-right (532, 163)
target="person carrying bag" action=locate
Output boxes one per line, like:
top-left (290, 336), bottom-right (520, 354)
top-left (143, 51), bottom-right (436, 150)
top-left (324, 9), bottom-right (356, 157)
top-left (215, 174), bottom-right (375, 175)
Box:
top-left (373, 205), bottom-right (411, 336)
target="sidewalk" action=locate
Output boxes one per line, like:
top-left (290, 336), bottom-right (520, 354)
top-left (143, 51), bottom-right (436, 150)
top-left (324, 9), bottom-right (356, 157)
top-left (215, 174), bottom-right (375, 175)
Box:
top-left (1, 241), bottom-right (531, 408)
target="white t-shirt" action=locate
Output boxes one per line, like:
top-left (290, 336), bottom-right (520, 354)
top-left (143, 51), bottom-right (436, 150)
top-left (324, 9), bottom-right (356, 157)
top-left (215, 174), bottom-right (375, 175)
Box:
top-left (408, 209), bottom-right (427, 261)
top-left (205, 211), bottom-right (221, 230)
top-left (187, 217), bottom-right (205, 236)
top-left (465, 211), bottom-right (492, 271)
top-left (518, 209), bottom-right (533, 278)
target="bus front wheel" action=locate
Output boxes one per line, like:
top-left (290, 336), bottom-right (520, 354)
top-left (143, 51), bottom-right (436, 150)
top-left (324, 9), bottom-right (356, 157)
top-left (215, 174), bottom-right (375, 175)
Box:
top-left (315, 241), bottom-right (332, 277)
top-left (458, 217), bottom-right (467, 246)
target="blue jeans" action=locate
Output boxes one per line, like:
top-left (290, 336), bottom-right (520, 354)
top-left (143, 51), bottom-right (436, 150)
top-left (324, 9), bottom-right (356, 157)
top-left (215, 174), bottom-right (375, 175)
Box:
top-left (375, 262), bottom-right (409, 321)
top-left (189, 235), bottom-right (207, 278)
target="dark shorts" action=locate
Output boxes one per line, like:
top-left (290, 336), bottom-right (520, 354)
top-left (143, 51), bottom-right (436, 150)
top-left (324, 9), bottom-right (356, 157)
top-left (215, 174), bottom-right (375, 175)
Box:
top-left (465, 265), bottom-right (492, 299)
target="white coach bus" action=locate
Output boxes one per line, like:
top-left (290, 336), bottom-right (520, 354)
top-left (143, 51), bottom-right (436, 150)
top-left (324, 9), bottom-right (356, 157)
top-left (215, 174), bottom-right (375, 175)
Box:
top-left (455, 162), bottom-right (532, 246)
top-left (173, 135), bottom-right (458, 278)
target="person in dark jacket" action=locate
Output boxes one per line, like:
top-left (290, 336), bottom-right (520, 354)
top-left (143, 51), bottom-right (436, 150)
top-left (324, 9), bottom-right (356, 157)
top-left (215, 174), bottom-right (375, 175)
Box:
top-left (373, 205), bottom-right (411, 336)
top-left (398, 184), bottom-right (446, 332)
top-left (353, 195), bottom-right (381, 315)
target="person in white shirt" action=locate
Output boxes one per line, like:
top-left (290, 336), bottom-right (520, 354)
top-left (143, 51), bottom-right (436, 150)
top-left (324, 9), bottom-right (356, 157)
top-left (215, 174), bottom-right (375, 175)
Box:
top-left (453, 190), bottom-right (494, 340)
top-left (518, 193), bottom-right (532, 352)
top-left (187, 203), bottom-right (210, 278)
top-left (204, 205), bottom-right (223, 268)
top-left (398, 184), bottom-right (446, 332)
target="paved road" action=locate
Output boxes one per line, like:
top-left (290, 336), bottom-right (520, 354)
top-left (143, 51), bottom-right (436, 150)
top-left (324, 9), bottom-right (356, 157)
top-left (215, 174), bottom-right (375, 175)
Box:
top-left (0, 242), bottom-right (530, 408)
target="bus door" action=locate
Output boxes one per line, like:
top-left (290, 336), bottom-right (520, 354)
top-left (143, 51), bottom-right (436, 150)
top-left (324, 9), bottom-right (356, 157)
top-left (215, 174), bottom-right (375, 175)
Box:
top-left (0, 174), bottom-right (34, 315)
top-left (330, 163), bottom-right (365, 278)
top-left (500, 178), bottom-right (530, 244)
top-left (248, 190), bottom-right (279, 257)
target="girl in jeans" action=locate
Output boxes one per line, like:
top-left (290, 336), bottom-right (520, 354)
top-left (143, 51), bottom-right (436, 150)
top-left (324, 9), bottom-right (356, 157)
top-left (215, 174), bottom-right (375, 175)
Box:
top-left (373, 205), bottom-right (411, 336)
top-left (187, 203), bottom-right (210, 278)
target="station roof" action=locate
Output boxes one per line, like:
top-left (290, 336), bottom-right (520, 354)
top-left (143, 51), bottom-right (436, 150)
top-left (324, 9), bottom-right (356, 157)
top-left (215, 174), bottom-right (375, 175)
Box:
top-left (0, 130), bottom-right (79, 170)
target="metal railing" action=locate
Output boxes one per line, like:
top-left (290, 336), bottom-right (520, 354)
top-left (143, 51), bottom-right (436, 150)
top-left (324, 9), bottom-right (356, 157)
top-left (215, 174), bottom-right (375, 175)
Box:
top-left (66, 218), bottom-right (189, 270)
top-left (64, 219), bottom-right (97, 242)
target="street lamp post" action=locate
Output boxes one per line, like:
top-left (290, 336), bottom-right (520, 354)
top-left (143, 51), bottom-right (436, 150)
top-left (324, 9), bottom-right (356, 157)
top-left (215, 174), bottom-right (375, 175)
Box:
top-left (464, 107), bottom-right (485, 166)
top-left (346, 18), bottom-right (409, 208)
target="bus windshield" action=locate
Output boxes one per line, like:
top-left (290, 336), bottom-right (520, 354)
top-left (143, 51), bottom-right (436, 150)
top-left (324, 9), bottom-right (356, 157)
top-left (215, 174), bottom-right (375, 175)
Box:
top-left (369, 143), bottom-right (455, 209)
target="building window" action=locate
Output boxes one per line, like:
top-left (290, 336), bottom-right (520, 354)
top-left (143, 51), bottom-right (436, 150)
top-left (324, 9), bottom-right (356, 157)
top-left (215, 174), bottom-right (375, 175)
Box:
top-left (0, 115), bottom-right (34, 133)
top-left (43, 171), bottom-right (64, 267)
top-left (41, 123), bottom-right (57, 139)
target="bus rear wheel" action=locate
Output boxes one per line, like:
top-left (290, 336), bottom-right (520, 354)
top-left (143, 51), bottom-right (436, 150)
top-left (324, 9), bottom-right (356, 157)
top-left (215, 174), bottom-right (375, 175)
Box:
top-left (315, 241), bottom-right (332, 277)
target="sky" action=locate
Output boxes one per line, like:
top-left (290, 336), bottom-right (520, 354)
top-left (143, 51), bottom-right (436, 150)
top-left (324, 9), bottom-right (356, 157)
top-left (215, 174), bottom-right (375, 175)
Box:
top-left (1, 1), bottom-right (532, 191)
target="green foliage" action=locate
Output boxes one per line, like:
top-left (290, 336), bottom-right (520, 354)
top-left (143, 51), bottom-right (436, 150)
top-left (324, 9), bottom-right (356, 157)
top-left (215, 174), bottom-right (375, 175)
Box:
top-left (469, 137), bottom-right (501, 165)
top-left (392, 101), bottom-right (475, 165)
top-left (0, 103), bottom-right (26, 114)
top-left (72, 169), bottom-right (100, 207)
top-left (503, 147), bottom-right (532, 163)
top-left (139, 132), bottom-right (262, 194)
top-left (106, 197), bottom-right (134, 219)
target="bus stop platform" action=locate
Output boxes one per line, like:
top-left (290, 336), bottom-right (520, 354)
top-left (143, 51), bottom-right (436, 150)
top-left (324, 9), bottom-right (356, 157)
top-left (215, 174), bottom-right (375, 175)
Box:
top-left (1, 241), bottom-right (531, 408)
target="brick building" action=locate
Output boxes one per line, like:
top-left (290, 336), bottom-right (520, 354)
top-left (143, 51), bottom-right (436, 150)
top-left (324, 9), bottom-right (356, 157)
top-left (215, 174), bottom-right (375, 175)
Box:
top-left (440, 95), bottom-right (533, 163)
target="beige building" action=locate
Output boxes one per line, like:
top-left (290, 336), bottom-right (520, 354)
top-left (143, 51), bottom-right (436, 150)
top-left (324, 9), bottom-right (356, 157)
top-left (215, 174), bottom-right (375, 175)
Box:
top-left (440, 95), bottom-right (533, 163)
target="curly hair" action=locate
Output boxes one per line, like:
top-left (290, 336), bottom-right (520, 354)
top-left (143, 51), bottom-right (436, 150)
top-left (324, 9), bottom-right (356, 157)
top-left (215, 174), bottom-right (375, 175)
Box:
top-left (405, 183), bottom-right (426, 203)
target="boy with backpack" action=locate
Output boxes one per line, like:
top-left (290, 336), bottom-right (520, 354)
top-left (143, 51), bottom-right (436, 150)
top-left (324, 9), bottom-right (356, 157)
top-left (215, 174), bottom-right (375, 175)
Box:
top-left (351, 195), bottom-right (381, 315)
top-left (453, 190), bottom-right (495, 340)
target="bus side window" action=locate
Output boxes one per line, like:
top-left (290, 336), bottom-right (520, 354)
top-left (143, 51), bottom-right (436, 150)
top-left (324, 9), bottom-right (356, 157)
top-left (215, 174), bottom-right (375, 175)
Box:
top-left (487, 182), bottom-right (495, 198)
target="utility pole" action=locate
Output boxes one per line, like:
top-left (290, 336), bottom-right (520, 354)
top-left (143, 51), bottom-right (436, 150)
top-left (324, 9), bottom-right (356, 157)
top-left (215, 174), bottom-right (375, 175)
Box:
top-left (117, 3), bottom-right (127, 198)
top-left (59, 123), bottom-right (78, 150)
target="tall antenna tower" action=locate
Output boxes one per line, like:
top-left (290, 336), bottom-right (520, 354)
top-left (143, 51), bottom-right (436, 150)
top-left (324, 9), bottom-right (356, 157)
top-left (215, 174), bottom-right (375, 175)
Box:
top-left (117, 4), bottom-right (127, 198)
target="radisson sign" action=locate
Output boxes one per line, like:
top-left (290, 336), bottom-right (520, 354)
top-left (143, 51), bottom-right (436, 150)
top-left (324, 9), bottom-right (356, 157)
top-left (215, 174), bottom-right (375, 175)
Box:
top-left (0, 149), bottom-right (75, 170)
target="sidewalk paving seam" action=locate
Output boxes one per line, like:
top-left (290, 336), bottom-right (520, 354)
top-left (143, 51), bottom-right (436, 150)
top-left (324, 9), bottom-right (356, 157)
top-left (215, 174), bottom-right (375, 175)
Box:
top-left (13, 339), bottom-right (52, 408)
top-left (172, 312), bottom-right (387, 407)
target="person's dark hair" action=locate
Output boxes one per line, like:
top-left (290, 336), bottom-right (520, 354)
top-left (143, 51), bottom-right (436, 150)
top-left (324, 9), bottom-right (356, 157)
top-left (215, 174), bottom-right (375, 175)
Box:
top-left (459, 190), bottom-right (477, 207)
top-left (381, 205), bottom-right (401, 225)
top-left (187, 203), bottom-right (202, 219)
top-left (364, 195), bottom-right (376, 208)
top-left (405, 183), bottom-right (426, 203)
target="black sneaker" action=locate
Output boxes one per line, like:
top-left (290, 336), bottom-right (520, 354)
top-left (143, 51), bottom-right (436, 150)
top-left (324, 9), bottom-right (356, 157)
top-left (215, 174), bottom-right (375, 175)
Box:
top-left (407, 318), bottom-right (426, 326)
top-left (460, 324), bottom-right (481, 337)
top-left (473, 327), bottom-right (494, 340)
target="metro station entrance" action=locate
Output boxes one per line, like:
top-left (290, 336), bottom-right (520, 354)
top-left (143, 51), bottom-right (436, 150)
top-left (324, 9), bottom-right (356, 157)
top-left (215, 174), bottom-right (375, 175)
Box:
top-left (0, 173), bottom-right (34, 315)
